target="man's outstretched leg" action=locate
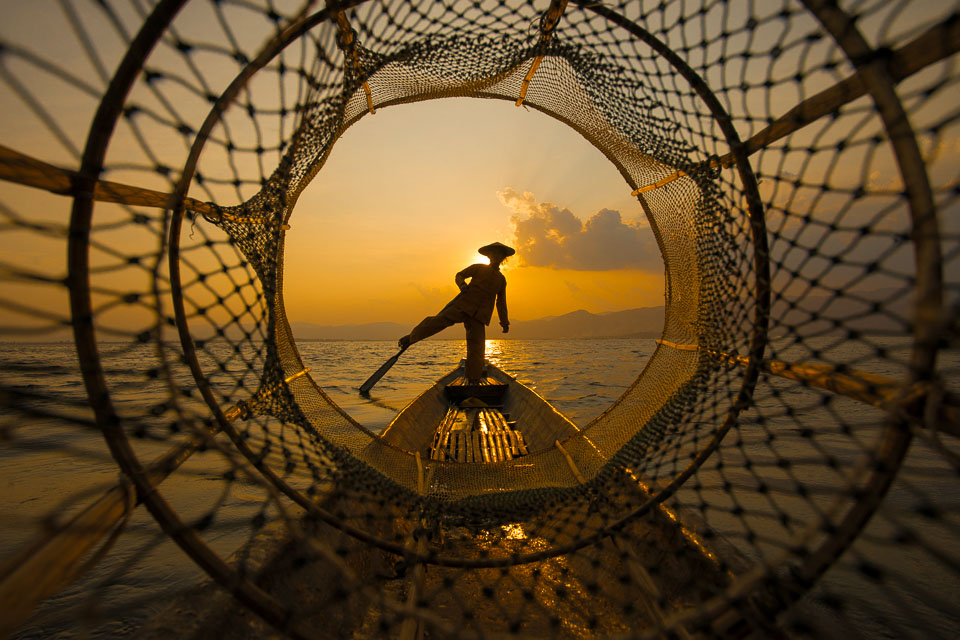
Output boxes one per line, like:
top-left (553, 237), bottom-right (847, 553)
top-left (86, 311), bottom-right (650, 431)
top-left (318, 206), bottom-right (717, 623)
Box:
top-left (399, 307), bottom-right (459, 350)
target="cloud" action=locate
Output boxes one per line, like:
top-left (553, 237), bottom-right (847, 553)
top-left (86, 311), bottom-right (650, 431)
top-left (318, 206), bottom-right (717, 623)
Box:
top-left (498, 188), bottom-right (662, 272)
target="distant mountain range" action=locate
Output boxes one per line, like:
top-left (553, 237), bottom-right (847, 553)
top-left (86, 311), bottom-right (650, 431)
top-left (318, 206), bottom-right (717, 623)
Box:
top-left (290, 306), bottom-right (666, 341)
top-left (290, 287), bottom-right (921, 341)
top-left (10, 288), bottom-right (922, 343)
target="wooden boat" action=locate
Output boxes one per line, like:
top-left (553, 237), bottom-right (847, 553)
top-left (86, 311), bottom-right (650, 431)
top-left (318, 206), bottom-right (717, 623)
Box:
top-left (140, 360), bottom-right (773, 640)
top-left (377, 360), bottom-right (581, 462)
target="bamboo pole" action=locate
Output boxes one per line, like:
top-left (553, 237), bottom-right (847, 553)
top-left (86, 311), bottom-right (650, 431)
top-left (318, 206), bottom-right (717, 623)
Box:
top-left (554, 438), bottom-right (586, 483)
top-left (0, 143), bottom-right (214, 214)
top-left (0, 144), bottom-right (289, 228)
top-left (629, 17), bottom-right (960, 196)
top-left (0, 434), bottom-right (194, 637)
top-left (0, 486), bottom-right (135, 639)
top-left (657, 339), bottom-right (960, 437)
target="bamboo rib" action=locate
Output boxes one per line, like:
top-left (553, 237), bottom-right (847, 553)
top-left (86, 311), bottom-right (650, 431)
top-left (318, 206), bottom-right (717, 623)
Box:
top-left (655, 338), bottom-right (700, 352)
top-left (656, 339), bottom-right (960, 437)
top-left (554, 439), bottom-right (586, 483)
top-left (0, 143), bottom-right (286, 227)
top-left (630, 17), bottom-right (960, 196)
top-left (516, 56), bottom-right (546, 107)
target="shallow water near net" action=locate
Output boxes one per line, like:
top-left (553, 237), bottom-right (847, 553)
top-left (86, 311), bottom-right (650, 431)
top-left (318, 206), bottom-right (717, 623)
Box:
top-left (1, 337), bottom-right (957, 638)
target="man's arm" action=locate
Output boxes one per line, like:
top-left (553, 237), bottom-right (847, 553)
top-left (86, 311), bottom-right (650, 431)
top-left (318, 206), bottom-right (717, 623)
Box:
top-left (455, 264), bottom-right (479, 291)
top-left (496, 283), bottom-right (509, 333)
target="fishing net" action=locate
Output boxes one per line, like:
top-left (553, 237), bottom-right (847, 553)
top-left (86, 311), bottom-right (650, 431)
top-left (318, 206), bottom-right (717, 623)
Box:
top-left (1, 0), bottom-right (958, 637)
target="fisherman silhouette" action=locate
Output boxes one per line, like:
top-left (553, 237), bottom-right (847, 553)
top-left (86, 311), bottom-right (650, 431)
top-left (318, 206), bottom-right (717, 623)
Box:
top-left (398, 242), bottom-right (514, 382)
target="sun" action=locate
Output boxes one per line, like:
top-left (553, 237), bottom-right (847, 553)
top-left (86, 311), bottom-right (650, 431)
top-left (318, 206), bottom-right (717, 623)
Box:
top-left (466, 251), bottom-right (489, 266)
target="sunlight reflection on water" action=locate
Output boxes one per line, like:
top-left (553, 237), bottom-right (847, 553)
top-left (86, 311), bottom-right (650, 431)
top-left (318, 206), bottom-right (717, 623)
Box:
top-left (299, 338), bottom-right (654, 431)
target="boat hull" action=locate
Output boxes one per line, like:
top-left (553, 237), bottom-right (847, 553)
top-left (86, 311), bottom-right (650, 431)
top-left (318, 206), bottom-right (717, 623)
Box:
top-left (377, 362), bottom-right (580, 461)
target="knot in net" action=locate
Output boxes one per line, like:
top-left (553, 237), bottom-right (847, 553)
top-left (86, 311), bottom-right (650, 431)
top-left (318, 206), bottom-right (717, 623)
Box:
top-left (0, 1), bottom-right (958, 638)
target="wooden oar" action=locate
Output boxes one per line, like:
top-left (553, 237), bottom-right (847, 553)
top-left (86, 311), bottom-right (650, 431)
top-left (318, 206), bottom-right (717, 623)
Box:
top-left (359, 346), bottom-right (407, 395)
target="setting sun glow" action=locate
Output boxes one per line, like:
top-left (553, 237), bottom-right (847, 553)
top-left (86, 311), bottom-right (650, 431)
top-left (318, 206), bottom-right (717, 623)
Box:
top-left (282, 98), bottom-right (663, 329)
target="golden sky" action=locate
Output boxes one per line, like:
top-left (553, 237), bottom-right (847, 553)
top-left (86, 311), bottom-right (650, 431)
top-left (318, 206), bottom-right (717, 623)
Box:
top-left (283, 97), bottom-right (665, 326)
top-left (2, 0), bottom-right (957, 339)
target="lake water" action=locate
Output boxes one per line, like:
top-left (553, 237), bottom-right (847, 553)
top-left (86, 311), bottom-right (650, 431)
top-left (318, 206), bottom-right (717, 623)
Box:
top-left (1, 337), bottom-right (957, 638)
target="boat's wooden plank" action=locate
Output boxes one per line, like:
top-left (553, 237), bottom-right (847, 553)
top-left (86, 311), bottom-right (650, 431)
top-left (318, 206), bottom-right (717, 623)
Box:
top-left (439, 408), bottom-right (457, 440)
top-left (489, 410), bottom-right (509, 432)
top-left (489, 432), bottom-right (501, 462)
top-left (496, 432), bottom-right (509, 461)
top-left (515, 431), bottom-right (529, 456)
top-left (440, 428), bottom-right (453, 461)
top-left (430, 423), bottom-right (443, 456)
top-left (382, 362), bottom-right (578, 464)
top-left (430, 408), bottom-right (455, 460)
top-left (490, 432), bottom-right (501, 462)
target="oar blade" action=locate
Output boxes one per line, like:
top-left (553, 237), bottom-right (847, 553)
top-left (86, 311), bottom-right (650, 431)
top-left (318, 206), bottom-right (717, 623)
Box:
top-left (359, 348), bottom-right (405, 395)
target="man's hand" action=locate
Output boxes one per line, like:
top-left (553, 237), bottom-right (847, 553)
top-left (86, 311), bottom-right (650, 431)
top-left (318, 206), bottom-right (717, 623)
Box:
top-left (501, 323), bottom-right (509, 334)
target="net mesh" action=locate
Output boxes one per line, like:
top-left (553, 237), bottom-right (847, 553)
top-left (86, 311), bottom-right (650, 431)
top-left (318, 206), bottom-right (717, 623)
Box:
top-left (1, 0), bottom-right (958, 638)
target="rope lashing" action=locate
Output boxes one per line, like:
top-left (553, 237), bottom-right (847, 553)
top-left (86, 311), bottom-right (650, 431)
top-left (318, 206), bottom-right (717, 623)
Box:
top-left (332, 6), bottom-right (376, 115)
top-left (516, 0), bottom-right (569, 107)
